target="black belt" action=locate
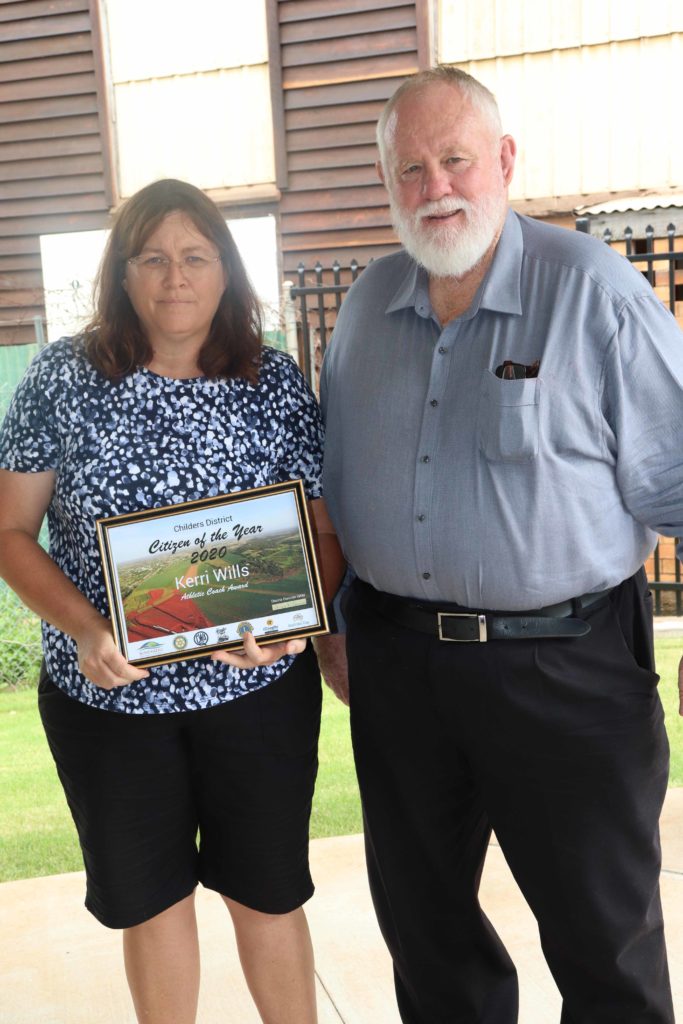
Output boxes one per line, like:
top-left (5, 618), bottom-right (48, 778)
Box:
top-left (357, 581), bottom-right (614, 642)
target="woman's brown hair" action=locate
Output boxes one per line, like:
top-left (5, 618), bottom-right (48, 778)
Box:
top-left (84, 179), bottom-right (262, 382)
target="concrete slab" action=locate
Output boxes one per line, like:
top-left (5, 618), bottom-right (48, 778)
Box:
top-left (1, 790), bottom-right (681, 1022)
top-left (662, 786), bottom-right (683, 874)
top-left (654, 618), bottom-right (683, 638)
top-left (0, 874), bottom-right (343, 1024)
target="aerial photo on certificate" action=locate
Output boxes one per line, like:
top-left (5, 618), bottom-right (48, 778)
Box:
top-left (97, 483), bottom-right (325, 665)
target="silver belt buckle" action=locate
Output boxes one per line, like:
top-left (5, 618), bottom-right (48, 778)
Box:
top-left (437, 612), bottom-right (488, 642)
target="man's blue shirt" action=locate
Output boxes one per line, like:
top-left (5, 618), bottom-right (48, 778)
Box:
top-left (320, 210), bottom-right (683, 610)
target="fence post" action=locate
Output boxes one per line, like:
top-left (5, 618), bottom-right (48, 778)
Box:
top-left (281, 281), bottom-right (300, 367)
top-left (33, 316), bottom-right (46, 349)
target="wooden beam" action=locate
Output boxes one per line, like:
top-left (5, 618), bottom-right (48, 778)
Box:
top-left (0, 152), bottom-right (104, 182)
top-left (1, 93), bottom-right (98, 124)
top-left (0, 133), bottom-right (102, 162)
top-left (0, 113), bottom-right (100, 144)
top-left (265, 0), bottom-right (288, 190)
top-left (0, 29), bottom-right (92, 62)
top-left (88, 0), bottom-right (118, 208)
top-left (285, 98), bottom-right (384, 131)
top-left (416, 0), bottom-right (435, 68)
top-left (0, 0), bottom-right (88, 22)
top-left (279, 183), bottom-right (386, 214)
top-left (282, 29), bottom-right (417, 67)
top-left (0, 51), bottom-right (93, 82)
top-left (283, 75), bottom-right (404, 109)
top-left (0, 12), bottom-right (90, 40)
top-left (4, 71), bottom-right (95, 103)
top-left (281, 8), bottom-right (415, 44)
top-left (283, 52), bottom-right (418, 89)
top-left (279, 0), bottom-right (413, 22)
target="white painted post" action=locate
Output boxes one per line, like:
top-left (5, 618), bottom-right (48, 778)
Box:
top-left (33, 316), bottom-right (46, 349)
top-left (282, 280), bottom-right (300, 367)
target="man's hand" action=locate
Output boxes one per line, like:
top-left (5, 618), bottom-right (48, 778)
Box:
top-left (678, 654), bottom-right (683, 716)
top-left (211, 629), bottom-right (306, 669)
top-left (313, 633), bottom-right (349, 705)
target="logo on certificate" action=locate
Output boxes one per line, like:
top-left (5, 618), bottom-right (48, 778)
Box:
top-left (237, 621), bottom-right (254, 637)
top-left (140, 639), bottom-right (165, 652)
top-left (193, 630), bottom-right (209, 646)
top-left (173, 636), bottom-right (188, 651)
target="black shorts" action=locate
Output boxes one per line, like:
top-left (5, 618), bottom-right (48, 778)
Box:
top-left (38, 645), bottom-right (321, 929)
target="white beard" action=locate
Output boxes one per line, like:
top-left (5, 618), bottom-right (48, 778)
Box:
top-left (389, 191), bottom-right (507, 279)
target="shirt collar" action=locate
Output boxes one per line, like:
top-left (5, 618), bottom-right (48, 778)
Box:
top-left (384, 207), bottom-right (523, 319)
top-left (384, 257), bottom-right (426, 316)
top-left (478, 208), bottom-right (523, 315)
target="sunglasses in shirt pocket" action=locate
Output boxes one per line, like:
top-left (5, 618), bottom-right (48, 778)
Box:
top-left (478, 368), bottom-right (541, 462)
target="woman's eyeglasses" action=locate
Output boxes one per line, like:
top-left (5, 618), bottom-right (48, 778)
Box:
top-left (127, 254), bottom-right (222, 276)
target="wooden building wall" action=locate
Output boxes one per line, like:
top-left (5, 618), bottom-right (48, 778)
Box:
top-left (0, 0), bottom-right (113, 346)
top-left (268, 0), bottom-right (432, 281)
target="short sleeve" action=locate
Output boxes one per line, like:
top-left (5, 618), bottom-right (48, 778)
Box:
top-left (269, 350), bottom-right (324, 500)
top-left (603, 294), bottom-right (683, 535)
top-left (0, 343), bottom-right (64, 472)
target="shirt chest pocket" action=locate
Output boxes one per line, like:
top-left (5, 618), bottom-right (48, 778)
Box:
top-left (478, 370), bottom-right (541, 462)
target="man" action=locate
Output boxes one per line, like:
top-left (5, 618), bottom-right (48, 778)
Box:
top-left (315, 66), bottom-right (682, 1023)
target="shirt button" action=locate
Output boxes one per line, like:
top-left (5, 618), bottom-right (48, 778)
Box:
top-left (422, 572), bottom-right (431, 580)
top-left (430, 399), bottom-right (438, 407)
top-left (438, 346), bottom-right (448, 354)
top-left (422, 455), bottom-right (430, 463)
top-left (417, 514), bottom-right (425, 521)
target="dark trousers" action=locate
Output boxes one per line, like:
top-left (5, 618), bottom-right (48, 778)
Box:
top-left (345, 570), bottom-right (674, 1023)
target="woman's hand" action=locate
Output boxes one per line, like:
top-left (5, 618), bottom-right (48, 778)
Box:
top-left (211, 629), bottom-right (306, 669)
top-left (74, 614), bottom-right (150, 689)
top-left (0, 471), bottom-right (150, 690)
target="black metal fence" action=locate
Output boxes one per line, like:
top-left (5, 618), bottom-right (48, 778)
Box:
top-left (287, 259), bottom-right (364, 386)
top-left (291, 216), bottom-right (683, 613)
top-left (576, 218), bottom-right (683, 319)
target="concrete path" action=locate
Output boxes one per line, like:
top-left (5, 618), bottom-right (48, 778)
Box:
top-left (2, 789), bottom-right (681, 1023)
top-left (654, 617), bottom-right (683, 638)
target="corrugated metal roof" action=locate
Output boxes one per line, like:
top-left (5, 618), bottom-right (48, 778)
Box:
top-left (576, 194), bottom-right (683, 215)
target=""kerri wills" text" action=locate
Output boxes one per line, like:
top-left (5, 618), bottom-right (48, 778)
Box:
top-left (175, 565), bottom-right (249, 589)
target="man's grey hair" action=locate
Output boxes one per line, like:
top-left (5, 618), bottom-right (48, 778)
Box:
top-left (376, 65), bottom-right (503, 168)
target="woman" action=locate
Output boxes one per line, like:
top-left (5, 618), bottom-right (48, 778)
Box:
top-left (0, 179), bottom-right (344, 1024)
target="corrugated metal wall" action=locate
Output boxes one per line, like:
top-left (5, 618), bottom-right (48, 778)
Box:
top-left (10, 1), bottom-right (680, 344)
top-left (104, 0), bottom-right (276, 198)
top-left (0, 0), bottom-right (113, 346)
top-left (273, 0), bottom-right (432, 277)
top-left (439, 1), bottom-right (683, 212)
top-left (440, 0), bottom-right (682, 58)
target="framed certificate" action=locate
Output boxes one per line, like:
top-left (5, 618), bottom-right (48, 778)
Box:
top-left (96, 480), bottom-right (328, 667)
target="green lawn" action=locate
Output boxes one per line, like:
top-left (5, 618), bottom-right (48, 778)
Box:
top-left (0, 683), bottom-right (362, 884)
top-left (649, 637), bottom-right (683, 783)
top-left (1, 640), bottom-right (680, 884)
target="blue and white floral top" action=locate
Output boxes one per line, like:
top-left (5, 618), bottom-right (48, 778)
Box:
top-left (0, 338), bottom-right (324, 714)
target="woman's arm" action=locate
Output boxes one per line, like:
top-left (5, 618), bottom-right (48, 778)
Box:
top-left (0, 469), bottom-right (149, 688)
